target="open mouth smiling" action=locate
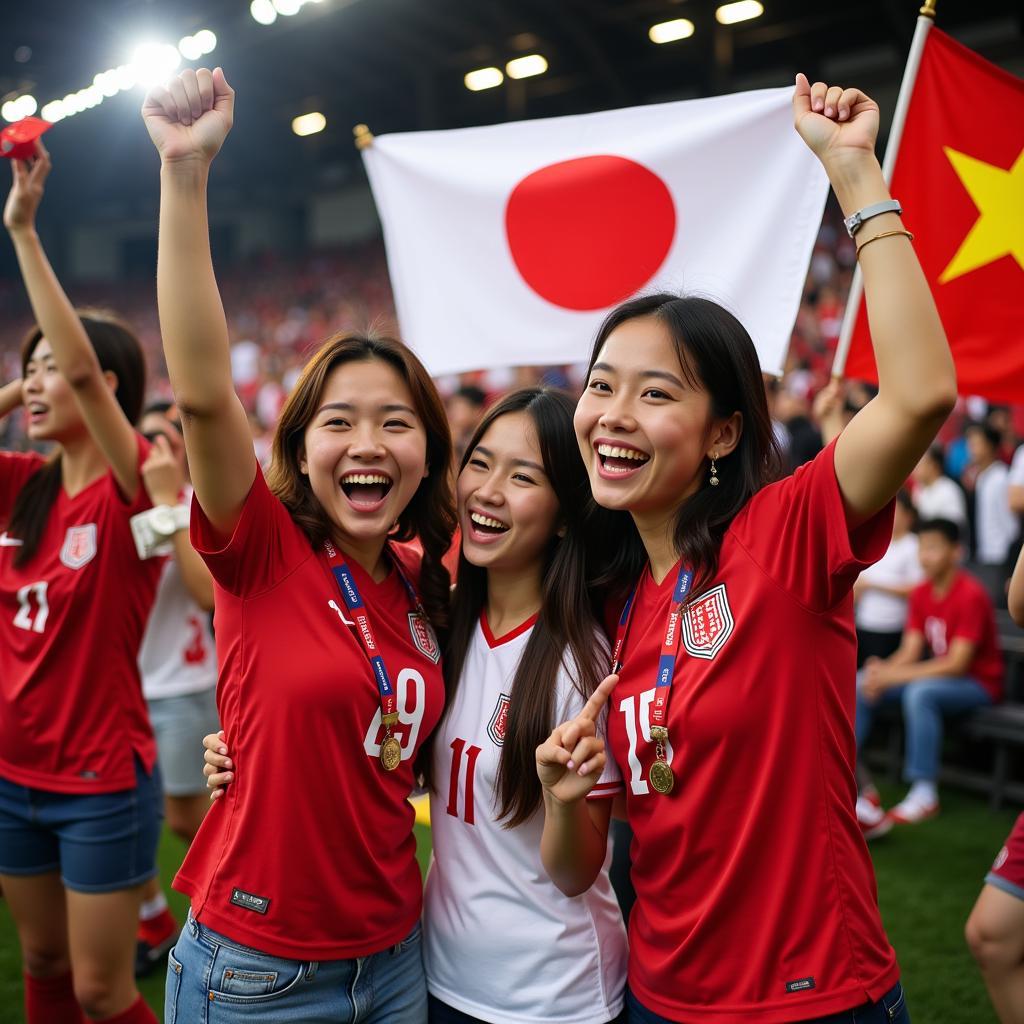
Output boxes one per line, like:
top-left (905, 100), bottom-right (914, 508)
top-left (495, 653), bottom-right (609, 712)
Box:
top-left (339, 471), bottom-right (394, 509)
top-left (596, 441), bottom-right (651, 476)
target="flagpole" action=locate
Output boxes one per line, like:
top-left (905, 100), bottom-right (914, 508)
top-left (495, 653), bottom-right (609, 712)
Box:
top-left (353, 124), bottom-right (375, 150)
top-left (829, 0), bottom-right (937, 380)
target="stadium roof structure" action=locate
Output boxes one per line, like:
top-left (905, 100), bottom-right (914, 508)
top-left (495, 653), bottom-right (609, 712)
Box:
top-left (0, 0), bottom-right (1022, 225)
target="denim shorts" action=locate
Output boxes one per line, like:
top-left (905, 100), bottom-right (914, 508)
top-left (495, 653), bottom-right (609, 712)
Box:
top-left (626, 982), bottom-right (909, 1023)
top-left (147, 687), bottom-right (220, 796)
top-left (167, 911), bottom-right (427, 1024)
top-left (0, 756), bottom-right (162, 893)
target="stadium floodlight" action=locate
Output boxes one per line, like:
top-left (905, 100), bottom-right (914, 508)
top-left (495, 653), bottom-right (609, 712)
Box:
top-left (505, 54), bottom-right (548, 80)
top-left (115, 65), bottom-right (137, 91)
top-left (2, 94), bottom-right (39, 122)
top-left (715, 1), bottom-right (764, 25)
top-left (194, 30), bottom-right (217, 54)
top-left (130, 43), bottom-right (182, 89)
top-left (77, 86), bottom-right (103, 109)
top-left (94, 70), bottom-right (120, 96)
top-left (40, 100), bottom-right (66, 122)
top-left (273, 0), bottom-right (303, 15)
top-left (179, 35), bottom-right (204, 62)
top-left (464, 67), bottom-right (504, 91)
top-left (649, 18), bottom-right (696, 44)
top-left (292, 111), bottom-right (327, 136)
top-left (251, 0), bottom-right (278, 25)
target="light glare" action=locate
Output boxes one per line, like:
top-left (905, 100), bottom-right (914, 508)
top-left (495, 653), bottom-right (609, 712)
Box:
top-left (716, 1), bottom-right (764, 25)
top-left (273, 0), bottom-right (303, 14)
top-left (649, 19), bottom-right (695, 44)
top-left (130, 43), bottom-right (182, 89)
top-left (1, 102), bottom-right (18, 123)
top-left (464, 67), bottom-right (503, 91)
top-left (41, 100), bottom-right (66, 122)
top-left (194, 30), bottom-right (217, 54)
top-left (250, 0), bottom-right (278, 24)
top-left (505, 54), bottom-right (548, 79)
top-left (292, 111), bottom-right (326, 136)
top-left (178, 35), bottom-right (203, 61)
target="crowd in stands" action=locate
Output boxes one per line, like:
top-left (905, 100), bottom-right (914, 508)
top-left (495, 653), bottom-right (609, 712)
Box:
top-left (4, 210), bottom-right (1021, 599)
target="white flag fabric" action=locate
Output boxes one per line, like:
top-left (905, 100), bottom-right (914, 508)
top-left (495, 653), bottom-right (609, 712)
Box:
top-left (362, 87), bottom-right (829, 377)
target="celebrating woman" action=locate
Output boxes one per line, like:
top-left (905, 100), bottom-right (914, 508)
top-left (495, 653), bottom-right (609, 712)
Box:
top-left (143, 67), bottom-right (455, 1022)
top-left (537, 75), bottom-right (954, 1023)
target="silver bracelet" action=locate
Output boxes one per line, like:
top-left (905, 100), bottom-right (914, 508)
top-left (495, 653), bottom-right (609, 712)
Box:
top-left (844, 199), bottom-right (902, 238)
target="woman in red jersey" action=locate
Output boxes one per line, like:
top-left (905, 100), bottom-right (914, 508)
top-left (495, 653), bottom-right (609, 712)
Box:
top-left (0, 146), bottom-right (162, 1023)
top-left (143, 68), bottom-right (455, 1022)
top-left (537, 76), bottom-right (955, 1023)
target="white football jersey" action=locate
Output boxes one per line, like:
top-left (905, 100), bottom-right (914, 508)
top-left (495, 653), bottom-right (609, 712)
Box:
top-left (424, 614), bottom-right (626, 1024)
top-left (138, 507), bottom-right (217, 700)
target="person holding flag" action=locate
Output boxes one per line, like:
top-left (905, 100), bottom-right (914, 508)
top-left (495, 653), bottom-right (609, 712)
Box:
top-left (537, 73), bottom-right (955, 1023)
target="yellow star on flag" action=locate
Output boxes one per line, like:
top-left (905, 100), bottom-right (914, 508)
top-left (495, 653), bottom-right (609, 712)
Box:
top-left (939, 145), bottom-right (1024, 284)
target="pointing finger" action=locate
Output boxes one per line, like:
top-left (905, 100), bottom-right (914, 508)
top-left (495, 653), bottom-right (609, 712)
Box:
top-left (578, 673), bottom-right (619, 724)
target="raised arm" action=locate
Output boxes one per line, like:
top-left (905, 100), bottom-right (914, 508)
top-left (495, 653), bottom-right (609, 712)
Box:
top-left (4, 145), bottom-right (141, 496)
top-left (0, 380), bottom-right (23, 422)
top-left (792, 76), bottom-right (956, 524)
top-left (142, 68), bottom-right (255, 536)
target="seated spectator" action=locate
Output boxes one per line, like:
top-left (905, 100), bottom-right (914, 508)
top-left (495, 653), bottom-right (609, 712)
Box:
top-left (968, 423), bottom-right (1019, 589)
top-left (855, 491), bottom-right (923, 667)
top-left (1009, 442), bottom-right (1024, 518)
top-left (912, 444), bottom-right (968, 534)
top-left (855, 519), bottom-right (1003, 834)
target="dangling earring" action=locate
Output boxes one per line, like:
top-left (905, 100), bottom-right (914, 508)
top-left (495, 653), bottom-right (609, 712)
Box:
top-left (709, 454), bottom-right (720, 487)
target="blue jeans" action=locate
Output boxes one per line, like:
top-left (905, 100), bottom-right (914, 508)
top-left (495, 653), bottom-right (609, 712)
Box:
top-left (166, 911), bottom-right (427, 1023)
top-left (0, 756), bottom-right (162, 892)
top-left (855, 674), bottom-right (992, 782)
top-left (626, 982), bottom-right (909, 1022)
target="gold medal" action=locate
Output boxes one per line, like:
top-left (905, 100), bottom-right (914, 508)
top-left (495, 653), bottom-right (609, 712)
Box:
top-left (649, 759), bottom-right (675, 795)
top-left (380, 734), bottom-right (402, 772)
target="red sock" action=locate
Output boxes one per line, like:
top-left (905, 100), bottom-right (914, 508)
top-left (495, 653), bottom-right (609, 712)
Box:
top-left (24, 971), bottom-right (85, 1024)
top-left (137, 906), bottom-right (177, 946)
top-left (92, 994), bottom-right (158, 1023)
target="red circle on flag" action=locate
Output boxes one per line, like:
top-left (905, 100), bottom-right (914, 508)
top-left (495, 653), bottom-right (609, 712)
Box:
top-left (504, 155), bottom-right (676, 311)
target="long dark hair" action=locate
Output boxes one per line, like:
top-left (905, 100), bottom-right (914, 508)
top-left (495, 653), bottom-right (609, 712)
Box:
top-left (265, 332), bottom-right (456, 634)
top-left (7, 310), bottom-right (146, 567)
top-left (435, 387), bottom-right (611, 827)
top-left (588, 294), bottom-right (783, 600)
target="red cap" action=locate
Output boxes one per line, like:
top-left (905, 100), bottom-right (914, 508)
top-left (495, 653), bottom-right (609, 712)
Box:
top-left (1, 117), bottom-right (53, 161)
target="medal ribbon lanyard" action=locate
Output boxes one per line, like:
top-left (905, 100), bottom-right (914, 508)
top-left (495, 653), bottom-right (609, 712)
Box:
top-left (323, 541), bottom-right (424, 770)
top-left (612, 562), bottom-right (693, 794)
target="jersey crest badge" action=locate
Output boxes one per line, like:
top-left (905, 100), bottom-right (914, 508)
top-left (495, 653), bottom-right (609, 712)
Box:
top-left (408, 612), bottom-right (441, 664)
top-left (681, 583), bottom-right (734, 660)
top-left (487, 693), bottom-right (511, 746)
top-left (60, 524), bottom-right (97, 570)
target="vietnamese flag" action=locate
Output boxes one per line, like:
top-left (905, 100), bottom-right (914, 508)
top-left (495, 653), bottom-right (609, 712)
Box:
top-left (845, 29), bottom-right (1024, 403)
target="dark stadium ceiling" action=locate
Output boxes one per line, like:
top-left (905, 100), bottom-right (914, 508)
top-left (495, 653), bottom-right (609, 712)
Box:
top-left (1, 0), bottom-right (1022, 218)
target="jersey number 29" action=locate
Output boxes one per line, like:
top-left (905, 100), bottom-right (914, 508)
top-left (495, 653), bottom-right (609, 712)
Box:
top-left (362, 668), bottom-right (426, 765)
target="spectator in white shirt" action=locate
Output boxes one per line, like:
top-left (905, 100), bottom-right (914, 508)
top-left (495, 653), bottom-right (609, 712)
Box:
top-left (968, 423), bottom-right (1018, 566)
top-left (1009, 443), bottom-right (1024, 518)
top-left (855, 491), bottom-right (924, 666)
top-left (913, 444), bottom-right (968, 533)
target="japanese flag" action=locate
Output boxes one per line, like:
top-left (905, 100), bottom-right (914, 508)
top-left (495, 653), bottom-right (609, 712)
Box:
top-left (362, 86), bottom-right (829, 377)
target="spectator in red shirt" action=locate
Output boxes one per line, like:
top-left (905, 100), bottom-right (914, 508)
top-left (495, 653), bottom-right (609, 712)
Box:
top-left (856, 518), bottom-right (1003, 829)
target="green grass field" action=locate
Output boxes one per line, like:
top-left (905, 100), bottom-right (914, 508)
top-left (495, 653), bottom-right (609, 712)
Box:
top-left (0, 795), bottom-right (1015, 1022)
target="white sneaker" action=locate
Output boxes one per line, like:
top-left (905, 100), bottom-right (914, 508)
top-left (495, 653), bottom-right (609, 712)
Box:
top-left (856, 794), bottom-right (893, 840)
top-left (888, 793), bottom-right (939, 825)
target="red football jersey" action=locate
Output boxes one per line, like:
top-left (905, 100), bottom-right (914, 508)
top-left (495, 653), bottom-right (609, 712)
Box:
top-left (0, 441), bottom-right (160, 794)
top-left (906, 571), bottom-right (1003, 700)
top-left (607, 442), bottom-right (900, 1022)
top-left (175, 466), bottom-right (444, 960)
